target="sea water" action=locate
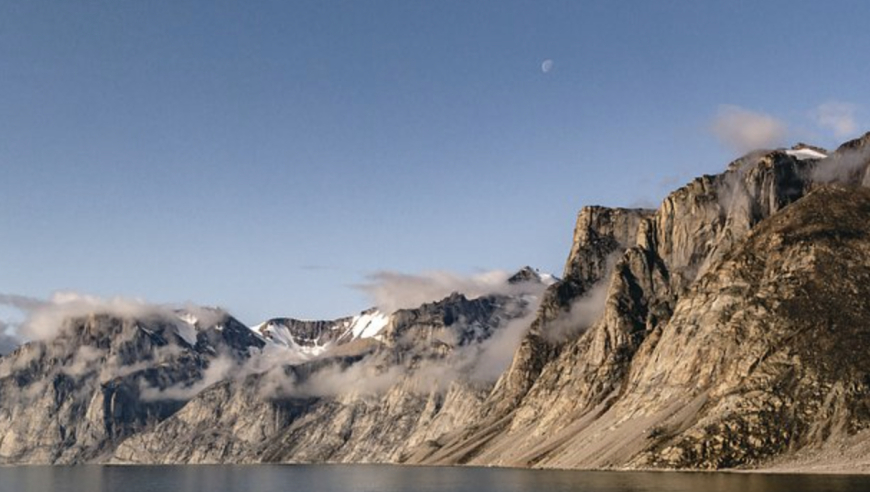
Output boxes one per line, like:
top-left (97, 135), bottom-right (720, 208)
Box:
top-left (0, 464), bottom-right (865, 492)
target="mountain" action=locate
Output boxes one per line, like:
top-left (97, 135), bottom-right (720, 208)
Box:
top-left (252, 309), bottom-right (390, 360)
top-left (110, 289), bottom-right (543, 464)
top-left (0, 274), bottom-right (546, 464)
top-left (0, 308), bottom-right (263, 463)
top-left (411, 135), bottom-right (870, 471)
top-left (2, 134), bottom-right (870, 471)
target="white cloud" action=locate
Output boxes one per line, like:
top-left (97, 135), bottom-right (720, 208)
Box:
top-left (711, 105), bottom-right (788, 154)
top-left (60, 345), bottom-right (105, 377)
top-left (355, 269), bottom-right (546, 314)
top-left (465, 301), bottom-right (539, 383)
top-left (542, 280), bottom-right (609, 343)
top-left (811, 139), bottom-right (870, 185)
top-left (814, 101), bottom-right (858, 139)
top-left (0, 291), bottom-right (229, 343)
top-left (140, 354), bottom-right (237, 401)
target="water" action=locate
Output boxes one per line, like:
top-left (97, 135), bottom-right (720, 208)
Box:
top-left (0, 465), bottom-right (866, 492)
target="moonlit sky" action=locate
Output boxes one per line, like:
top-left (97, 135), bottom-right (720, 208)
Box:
top-left (2, 1), bottom-right (869, 324)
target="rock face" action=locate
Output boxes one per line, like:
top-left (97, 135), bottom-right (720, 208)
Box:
top-left (0, 311), bottom-right (262, 464)
top-left (413, 133), bottom-right (870, 470)
top-left (111, 290), bottom-right (540, 464)
top-left (3, 134), bottom-right (870, 470)
top-left (253, 309), bottom-right (390, 360)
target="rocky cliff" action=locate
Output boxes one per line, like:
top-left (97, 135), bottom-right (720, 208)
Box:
top-left (412, 134), bottom-right (870, 471)
top-left (0, 310), bottom-right (263, 463)
top-left (0, 273), bottom-right (546, 464)
top-left (2, 134), bottom-right (870, 470)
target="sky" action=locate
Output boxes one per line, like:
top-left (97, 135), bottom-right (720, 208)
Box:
top-left (2, 0), bottom-right (869, 325)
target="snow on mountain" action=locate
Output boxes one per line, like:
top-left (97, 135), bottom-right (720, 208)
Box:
top-left (248, 267), bottom-right (554, 361)
top-left (785, 148), bottom-right (828, 160)
top-left (251, 308), bottom-right (390, 360)
top-left (346, 310), bottom-right (390, 340)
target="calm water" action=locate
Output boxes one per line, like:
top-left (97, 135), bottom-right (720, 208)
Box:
top-left (0, 465), bottom-right (866, 492)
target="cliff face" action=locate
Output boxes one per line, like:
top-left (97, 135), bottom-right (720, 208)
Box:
top-left (3, 135), bottom-right (870, 470)
top-left (0, 312), bottom-right (262, 464)
top-left (414, 134), bottom-right (870, 470)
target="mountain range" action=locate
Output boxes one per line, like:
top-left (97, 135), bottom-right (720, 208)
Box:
top-left (2, 133), bottom-right (870, 472)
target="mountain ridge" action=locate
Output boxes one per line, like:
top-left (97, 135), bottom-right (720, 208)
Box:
top-left (2, 134), bottom-right (870, 471)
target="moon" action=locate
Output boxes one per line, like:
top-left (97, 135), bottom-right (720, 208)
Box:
top-left (541, 59), bottom-right (554, 73)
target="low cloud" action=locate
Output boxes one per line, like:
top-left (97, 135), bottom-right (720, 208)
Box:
top-left (355, 269), bottom-right (546, 314)
top-left (0, 278), bottom-right (547, 405)
top-left (0, 291), bottom-right (228, 343)
top-left (811, 140), bottom-right (870, 185)
top-left (298, 363), bottom-right (404, 398)
top-left (814, 101), bottom-right (858, 140)
top-left (464, 303), bottom-right (539, 383)
top-left (4, 292), bottom-right (168, 341)
top-left (0, 343), bottom-right (44, 378)
top-left (0, 293), bottom-right (45, 312)
top-left (542, 280), bottom-right (609, 343)
top-left (711, 105), bottom-right (788, 154)
top-left (60, 345), bottom-right (105, 377)
top-left (0, 320), bottom-right (21, 356)
top-left (140, 353), bottom-right (237, 401)
top-left (99, 344), bottom-right (187, 383)
top-left (252, 296), bottom-right (542, 398)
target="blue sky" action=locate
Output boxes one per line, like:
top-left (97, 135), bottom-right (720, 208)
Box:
top-left (2, 1), bottom-right (868, 324)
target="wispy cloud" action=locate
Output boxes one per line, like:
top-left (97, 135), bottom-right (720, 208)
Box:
top-left (542, 278), bottom-right (610, 343)
top-left (711, 105), bottom-right (788, 154)
top-left (140, 353), bottom-right (237, 401)
top-left (0, 291), bottom-right (228, 343)
top-left (813, 101), bottom-right (859, 140)
top-left (354, 269), bottom-right (546, 314)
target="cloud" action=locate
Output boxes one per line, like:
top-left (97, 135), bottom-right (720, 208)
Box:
top-left (298, 362), bottom-right (405, 398)
top-left (140, 353), bottom-right (237, 401)
top-left (542, 280), bottom-right (609, 343)
top-left (0, 277), bottom-right (545, 405)
top-left (99, 344), bottom-right (187, 383)
top-left (0, 320), bottom-right (21, 356)
top-left (711, 105), bottom-right (788, 154)
top-left (811, 140), bottom-right (870, 185)
top-left (0, 343), bottom-right (43, 378)
top-left (5, 292), bottom-right (167, 341)
top-left (814, 101), bottom-right (858, 139)
top-left (0, 293), bottom-right (45, 312)
top-left (249, 294), bottom-right (543, 399)
top-left (60, 345), bottom-right (105, 377)
top-left (464, 301), bottom-right (539, 383)
top-left (0, 291), bottom-right (229, 343)
top-left (355, 269), bottom-right (546, 314)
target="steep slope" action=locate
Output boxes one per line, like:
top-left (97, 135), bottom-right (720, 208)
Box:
top-left (417, 135), bottom-right (870, 470)
top-left (496, 184), bottom-right (870, 470)
top-left (624, 184), bottom-right (870, 469)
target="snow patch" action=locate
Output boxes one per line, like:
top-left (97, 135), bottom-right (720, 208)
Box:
top-left (786, 148), bottom-right (827, 160)
top-left (349, 311), bottom-right (390, 340)
top-left (256, 322), bottom-right (332, 358)
top-left (174, 321), bottom-right (198, 346)
top-left (538, 273), bottom-right (558, 286)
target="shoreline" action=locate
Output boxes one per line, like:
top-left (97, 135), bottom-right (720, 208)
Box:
top-left (2, 461), bottom-right (867, 476)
